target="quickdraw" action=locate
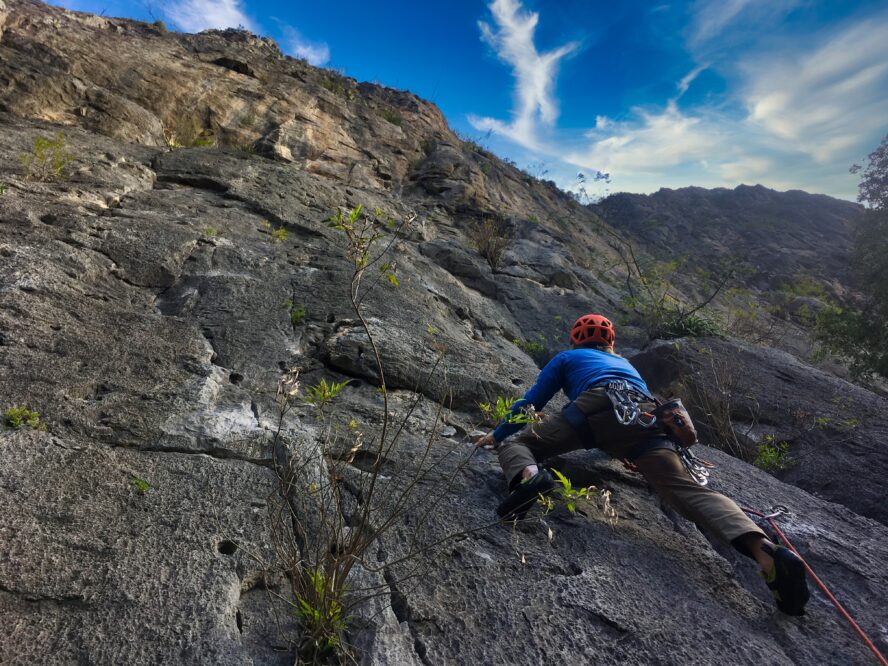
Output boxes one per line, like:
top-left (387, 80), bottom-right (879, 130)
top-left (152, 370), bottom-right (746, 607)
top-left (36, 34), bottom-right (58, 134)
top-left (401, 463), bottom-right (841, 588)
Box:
top-left (678, 446), bottom-right (714, 486)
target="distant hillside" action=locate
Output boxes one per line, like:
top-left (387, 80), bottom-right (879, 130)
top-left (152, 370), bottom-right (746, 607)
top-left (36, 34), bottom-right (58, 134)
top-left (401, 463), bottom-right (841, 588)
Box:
top-left (594, 185), bottom-right (862, 296)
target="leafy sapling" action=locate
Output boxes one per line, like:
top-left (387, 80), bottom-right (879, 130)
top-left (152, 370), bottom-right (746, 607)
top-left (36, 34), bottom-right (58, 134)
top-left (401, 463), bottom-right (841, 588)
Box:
top-left (287, 300), bottom-right (307, 325)
top-left (263, 220), bottom-right (288, 243)
top-left (537, 468), bottom-right (617, 524)
top-left (753, 435), bottom-right (790, 472)
top-left (303, 378), bottom-right (352, 412)
top-left (20, 133), bottom-right (74, 182)
top-left (479, 396), bottom-right (540, 427)
top-left (3, 406), bottom-right (47, 431)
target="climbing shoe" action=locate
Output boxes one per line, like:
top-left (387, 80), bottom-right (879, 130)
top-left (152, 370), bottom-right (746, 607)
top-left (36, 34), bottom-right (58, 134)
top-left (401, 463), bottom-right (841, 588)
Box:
top-left (762, 544), bottom-right (810, 616)
top-left (497, 469), bottom-right (555, 521)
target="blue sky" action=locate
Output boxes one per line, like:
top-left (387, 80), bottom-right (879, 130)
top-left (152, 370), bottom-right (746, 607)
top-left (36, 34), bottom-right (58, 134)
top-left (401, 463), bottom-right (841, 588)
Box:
top-left (50, 0), bottom-right (888, 201)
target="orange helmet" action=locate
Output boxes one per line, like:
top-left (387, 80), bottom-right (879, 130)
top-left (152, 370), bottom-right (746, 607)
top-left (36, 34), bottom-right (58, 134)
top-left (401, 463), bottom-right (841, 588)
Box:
top-left (570, 314), bottom-right (615, 347)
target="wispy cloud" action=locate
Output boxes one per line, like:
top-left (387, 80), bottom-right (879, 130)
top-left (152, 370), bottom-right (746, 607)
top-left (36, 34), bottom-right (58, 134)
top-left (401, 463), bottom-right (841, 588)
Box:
top-left (688, 0), bottom-right (800, 51)
top-left (468, 0), bottom-right (578, 150)
top-left (742, 11), bottom-right (888, 163)
top-left (280, 25), bottom-right (330, 66)
top-left (689, 0), bottom-right (754, 46)
top-left (677, 64), bottom-right (707, 97)
top-left (164, 0), bottom-right (254, 32)
top-left (565, 101), bottom-right (724, 178)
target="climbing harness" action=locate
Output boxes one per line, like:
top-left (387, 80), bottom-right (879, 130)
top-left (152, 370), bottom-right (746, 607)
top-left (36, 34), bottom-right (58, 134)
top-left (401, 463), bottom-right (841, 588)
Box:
top-left (742, 505), bottom-right (888, 666)
top-left (603, 381), bottom-right (713, 485)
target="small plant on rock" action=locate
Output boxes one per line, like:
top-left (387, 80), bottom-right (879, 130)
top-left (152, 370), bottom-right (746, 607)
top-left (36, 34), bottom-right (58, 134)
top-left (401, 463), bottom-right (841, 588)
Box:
top-left (3, 406), bottom-right (47, 431)
top-left (131, 476), bottom-right (151, 494)
top-left (512, 337), bottom-right (546, 355)
top-left (0, 183), bottom-right (8, 195)
top-left (479, 396), bottom-right (539, 427)
top-left (288, 301), bottom-right (307, 325)
top-left (20, 133), bottom-right (74, 182)
top-left (378, 107), bottom-right (403, 127)
top-left (302, 378), bottom-right (351, 412)
top-left (263, 220), bottom-right (288, 243)
top-left (534, 468), bottom-right (618, 535)
top-left (164, 114), bottom-right (215, 149)
top-left (753, 435), bottom-right (789, 472)
top-left (296, 568), bottom-right (347, 658)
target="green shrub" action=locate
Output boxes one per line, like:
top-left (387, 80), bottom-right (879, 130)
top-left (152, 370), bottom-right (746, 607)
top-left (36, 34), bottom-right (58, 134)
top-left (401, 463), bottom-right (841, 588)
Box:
top-left (0, 183), bottom-right (8, 195)
top-left (658, 312), bottom-right (721, 339)
top-left (288, 301), bottom-right (307, 325)
top-left (536, 468), bottom-right (617, 525)
top-left (303, 378), bottom-right (351, 411)
top-left (753, 435), bottom-right (789, 472)
top-left (512, 337), bottom-right (545, 355)
top-left (164, 114), bottom-right (214, 149)
top-left (3, 406), bottom-right (47, 431)
top-left (378, 107), bottom-right (403, 127)
top-left (319, 74), bottom-right (355, 100)
top-left (204, 227), bottom-right (220, 237)
top-left (263, 220), bottom-right (288, 243)
top-left (479, 396), bottom-right (539, 427)
top-left (469, 217), bottom-right (512, 270)
top-left (296, 568), bottom-right (347, 659)
top-left (151, 19), bottom-right (168, 33)
top-left (20, 133), bottom-right (74, 182)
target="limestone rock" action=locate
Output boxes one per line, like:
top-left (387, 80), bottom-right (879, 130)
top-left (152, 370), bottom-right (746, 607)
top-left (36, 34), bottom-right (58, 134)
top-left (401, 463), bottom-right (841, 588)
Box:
top-left (0, 1), bottom-right (884, 664)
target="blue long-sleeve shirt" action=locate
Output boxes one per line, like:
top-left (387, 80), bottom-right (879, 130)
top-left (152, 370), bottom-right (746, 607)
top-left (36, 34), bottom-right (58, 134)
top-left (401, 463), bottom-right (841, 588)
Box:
top-left (492, 348), bottom-right (652, 442)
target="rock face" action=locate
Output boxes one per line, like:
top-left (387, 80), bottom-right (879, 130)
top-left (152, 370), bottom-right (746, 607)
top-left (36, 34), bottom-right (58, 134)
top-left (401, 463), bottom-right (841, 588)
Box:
top-left (1, 1), bottom-right (886, 665)
top-left (632, 337), bottom-right (888, 526)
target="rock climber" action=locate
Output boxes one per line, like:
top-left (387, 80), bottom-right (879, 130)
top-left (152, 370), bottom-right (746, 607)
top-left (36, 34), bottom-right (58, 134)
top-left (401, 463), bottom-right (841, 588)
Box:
top-left (475, 313), bottom-right (810, 616)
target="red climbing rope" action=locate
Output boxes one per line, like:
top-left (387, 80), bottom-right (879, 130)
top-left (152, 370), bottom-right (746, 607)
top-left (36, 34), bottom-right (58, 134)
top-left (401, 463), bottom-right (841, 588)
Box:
top-left (742, 506), bottom-right (888, 666)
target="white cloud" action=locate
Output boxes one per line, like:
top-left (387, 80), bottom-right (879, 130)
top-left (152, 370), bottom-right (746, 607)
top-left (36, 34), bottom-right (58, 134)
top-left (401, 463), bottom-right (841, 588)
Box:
top-left (743, 12), bottom-right (888, 162)
top-left (468, 0), bottom-right (578, 150)
top-left (687, 0), bottom-right (801, 57)
top-left (164, 0), bottom-right (254, 32)
top-left (677, 64), bottom-right (707, 97)
top-left (689, 0), bottom-right (754, 45)
top-left (281, 26), bottom-right (330, 66)
top-left (565, 101), bottom-right (723, 177)
top-left (718, 156), bottom-right (772, 181)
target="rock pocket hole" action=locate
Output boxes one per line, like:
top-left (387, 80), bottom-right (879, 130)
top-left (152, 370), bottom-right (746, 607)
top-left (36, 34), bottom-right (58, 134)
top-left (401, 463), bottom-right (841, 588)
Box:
top-left (229, 372), bottom-right (244, 386)
top-left (218, 540), bottom-right (238, 555)
top-left (235, 609), bottom-right (243, 633)
top-left (326, 312), bottom-right (336, 323)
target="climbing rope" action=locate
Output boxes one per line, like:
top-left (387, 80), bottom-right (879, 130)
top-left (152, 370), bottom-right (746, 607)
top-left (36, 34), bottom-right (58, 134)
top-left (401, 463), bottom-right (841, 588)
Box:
top-left (742, 505), bottom-right (888, 666)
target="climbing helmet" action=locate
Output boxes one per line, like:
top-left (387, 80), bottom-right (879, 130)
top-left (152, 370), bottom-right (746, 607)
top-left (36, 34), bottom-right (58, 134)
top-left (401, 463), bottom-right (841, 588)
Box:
top-left (570, 313), bottom-right (615, 347)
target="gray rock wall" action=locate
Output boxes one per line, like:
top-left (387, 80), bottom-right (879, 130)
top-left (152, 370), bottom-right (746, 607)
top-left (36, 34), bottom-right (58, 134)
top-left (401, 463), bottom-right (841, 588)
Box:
top-left (1, 2), bottom-right (885, 664)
